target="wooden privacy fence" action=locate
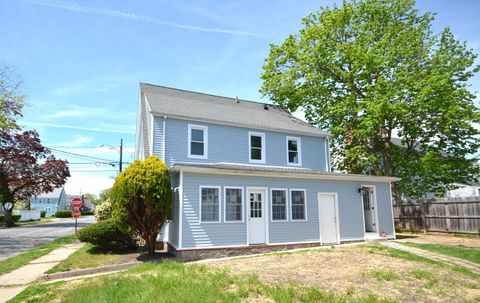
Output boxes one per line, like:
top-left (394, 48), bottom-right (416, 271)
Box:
top-left (394, 198), bottom-right (480, 234)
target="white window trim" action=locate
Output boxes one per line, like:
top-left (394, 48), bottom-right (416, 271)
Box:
top-left (248, 131), bottom-right (266, 164)
top-left (224, 186), bottom-right (244, 223)
top-left (188, 124), bottom-right (208, 159)
top-left (286, 136), bottom-right (302, 166)
top-left (199, 185), bottom-right (221, 223)
top-left (270, 188), bottom-right (288, 222)
top-left (289, 188), bottom-right (307, 222)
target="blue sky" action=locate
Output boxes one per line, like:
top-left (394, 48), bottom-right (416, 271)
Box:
top-left (1, 0), bottom-right (479, 195)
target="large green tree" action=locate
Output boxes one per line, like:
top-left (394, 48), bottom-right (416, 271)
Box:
top-left (261, 0), bottom-right (480, 199)
top-left (0, 67), bottom-right (25, 132)
top-left (111, 156), bottom-right (171, 255)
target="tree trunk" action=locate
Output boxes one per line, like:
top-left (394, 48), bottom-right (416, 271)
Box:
top-left (146, 232), bottom-right (158, 255)
top-left (4, 208), bottom-right (14, 227)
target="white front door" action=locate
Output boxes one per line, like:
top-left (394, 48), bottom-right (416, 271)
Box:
top-left (362, 187), bottom-right (376, 232)
top-left (318, 193), bottom-right (339, 244)
top-left (248, 189), bottom-right (266, 244)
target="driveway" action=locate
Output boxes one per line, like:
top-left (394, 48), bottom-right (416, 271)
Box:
top-left (0, 216), bottom-right (95, 261)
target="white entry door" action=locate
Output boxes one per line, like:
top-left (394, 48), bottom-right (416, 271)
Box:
top-left (318, 193), bottom-right (339, 244)
top-left (248, 189), bottom-right (266, 244)
top-left (362, 187), bottom-right (376, 232)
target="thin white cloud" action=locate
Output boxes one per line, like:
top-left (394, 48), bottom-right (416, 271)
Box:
top-left (22, 0), bottom-right (264, 38)
top-left (54, 135), bottom-right (93, 147)
top-left (22, 121), bottom-right (135, 134)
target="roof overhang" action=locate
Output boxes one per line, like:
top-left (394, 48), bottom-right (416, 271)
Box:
top-left (171, 164), bottom-right (400, 183)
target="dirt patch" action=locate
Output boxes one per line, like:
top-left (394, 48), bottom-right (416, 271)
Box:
top-left (396, 233), bottom-right (480, 248)
top-left (210, 245), bottom-right (480, 302)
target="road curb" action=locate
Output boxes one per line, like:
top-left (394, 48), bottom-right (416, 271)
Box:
top-left (41, 262), bottom-right (142, 281)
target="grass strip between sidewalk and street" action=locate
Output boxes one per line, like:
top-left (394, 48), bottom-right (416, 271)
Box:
top-left (399, 242), bottom-right (480, 265)
top-left (0, 235), bottom-right (77, 275)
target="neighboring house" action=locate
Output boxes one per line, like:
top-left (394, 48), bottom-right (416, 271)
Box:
top-left (136, 83), bottom-right (399, 260)
top-left (445, 183), bottom-right (480, 198)
top-left (30, 187), bottom-right (68, 217)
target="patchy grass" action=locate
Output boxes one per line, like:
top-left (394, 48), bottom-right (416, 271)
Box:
top-left (401, 242), bottom-right (480, 264)
top-left (46, 244), bottom-right (137, 274)
top-left (14, 218), bottom-right (55, 226)
top-left (10, 262), bottom-right (396, 303)
top-left (368, 269), bottom-right (399, 281)
top-left (0, 235), bottom-right (77, 275)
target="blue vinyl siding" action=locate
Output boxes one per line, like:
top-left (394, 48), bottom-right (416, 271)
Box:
top-left (179, 172), bottom-right (394, 249)
top-left (168, 172), bottom-right (180, 248)
top-left (154, 117), bottom-right (327, 171)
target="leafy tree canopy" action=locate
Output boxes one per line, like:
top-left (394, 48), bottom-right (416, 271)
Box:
top-left (111, 155), bottom-right (171, 254)
top-left (0, 67), bottom-right (25, 132)
top-left (261, 0), bottom-right (480, 199)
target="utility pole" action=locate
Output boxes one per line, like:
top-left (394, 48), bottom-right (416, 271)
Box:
top-left (119, 138), bottom-right (123, 173)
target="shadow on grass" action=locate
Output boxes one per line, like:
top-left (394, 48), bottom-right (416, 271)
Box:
top-left (85, 245), bottom-right (140, 256)
top-left (395, 233), bottom-right (422, 239)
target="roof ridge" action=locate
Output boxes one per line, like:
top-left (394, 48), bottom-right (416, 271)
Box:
top-left (140, 82), bottom-right (278, 107)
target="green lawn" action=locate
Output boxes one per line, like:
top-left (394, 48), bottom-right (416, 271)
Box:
top-left (11, 262), bottom-right (396, 303)
top-left (0, 235), bottom-right (77, 275)
top-left (15, 218), bottom-right (55, 226)
top-left (400, 242), bottom-right (480, 264)
top-left (46, 244), bottom-right (134, 274)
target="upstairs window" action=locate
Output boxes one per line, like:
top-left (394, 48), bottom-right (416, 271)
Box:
top-left (291, 189), bottom-right (306, 221)
top-left (200, 186), bottom-right (220, 222)
top-left (287, 137), bottom-right (302, 166)
top-left (249, 132), bottom-right (265, 163)
top-left (188, 124), bottom-right (208, 159)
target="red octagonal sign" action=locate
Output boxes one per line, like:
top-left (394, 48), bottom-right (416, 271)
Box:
top-left (71, 197), bottom-right (82, 208)
top-left (73, 210), bottom-right (81, 218)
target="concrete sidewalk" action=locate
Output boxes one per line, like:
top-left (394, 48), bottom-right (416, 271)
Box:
top-left (382, 241), bottom-right (480, 274)
top-left (0, 242), bottom-right (84, 303)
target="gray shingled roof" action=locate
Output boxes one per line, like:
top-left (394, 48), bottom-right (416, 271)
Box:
top-left (35, 187), bottom-right (64, 199)
top-left (140, 83), bottom-right (329, 137)
top-left (171, 163), bottom-right (400, 182)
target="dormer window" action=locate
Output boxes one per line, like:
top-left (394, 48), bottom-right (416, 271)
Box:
top-left (249, 132), bottom-right (265, 164)
top-left (287, 136), bottom-right (302, 166)
top-left (188, 124), bottom-right (208, 159)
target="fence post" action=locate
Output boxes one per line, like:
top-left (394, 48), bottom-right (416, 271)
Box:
top-left (421, 201), bottom-right (427, 235)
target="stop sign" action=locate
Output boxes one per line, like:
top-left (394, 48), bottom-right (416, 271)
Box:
top-left (71, 197), bottom-right (82, 208)
top-left (73, 210), bottom-right (81, 218)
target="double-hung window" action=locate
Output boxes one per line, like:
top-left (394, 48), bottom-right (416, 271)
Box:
top-left (290, 189), bottom-right (306, 221)
top-left (249, 132), bottom-right (265, 163)
top-left (287, 137), bottom-right (302, 166)
top-left (224, 187), bottom-right (243, 222)
top-left (200, 186), bottom-right (220, 222)
top-left (188, 124), bottom-right (208, 159)
top-left (271, 189), bottom-right (287, 221)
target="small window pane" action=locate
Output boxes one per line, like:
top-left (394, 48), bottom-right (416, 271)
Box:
top-left (251, 136), bottom-right (262, 148)
top-left (288, 151), bottom-right (298, 163)
top-left (201, 188), bottom-right (219, 222)
top-left (251, 148), bottom-right (262, 160)
top-left (291, 190), bottom-right (305, 220)
top-left (288, 140), bottom-right (298, 151)
top-left (272, 190), bottom-right (286, 220)
top-left (191, 142), bottom-right (204, 155)
top-left (191, 129), bottom-right (204, 142)
top-left (226, 188), bottom-right (242, 221)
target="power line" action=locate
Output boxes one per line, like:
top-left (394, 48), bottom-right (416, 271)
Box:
top-left (48, 147), bottom-right (116, 162)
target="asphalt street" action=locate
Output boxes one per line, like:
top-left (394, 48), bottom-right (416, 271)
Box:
top-left (0, 216), bottom-right (95, 261)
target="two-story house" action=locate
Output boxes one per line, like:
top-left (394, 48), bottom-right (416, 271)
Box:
top-left (136, 83), bottom-right (399, 260)
top-left (30, 187), bottom-right (68, 217)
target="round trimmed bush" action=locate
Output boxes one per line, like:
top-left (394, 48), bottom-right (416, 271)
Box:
top-left (81, 210), bottom-right (94, 216)
top-left (55, 210), bottom-right (72, 218)
top-left (12, 214), bottom-right (21, 222)
top-left (77, 219), bottom-right (136, 249)
top-left (40, 211), bottom-right (46, 218)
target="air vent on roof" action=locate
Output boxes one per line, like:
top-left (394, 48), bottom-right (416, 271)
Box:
top-left (263, 104), bottom-right (269, 110)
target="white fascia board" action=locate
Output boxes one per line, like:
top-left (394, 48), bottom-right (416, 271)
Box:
top-left (173, 166), bottom-right (400, 183)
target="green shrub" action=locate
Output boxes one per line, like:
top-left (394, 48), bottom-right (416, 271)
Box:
top-left (55, 210), bottom-right (72, 218)
top-left (94, 199), bottom-right (111, 221)
top-left (77, 219), bottom-right (136, 249)
top-left (40, 211), bottom-right (46, 218)
top-left (12, 214), bottom-right (21, 222)
top-left (81, 210), bottom-right (94, 216)
top-left (0, 214), bottom-right (4, 223)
